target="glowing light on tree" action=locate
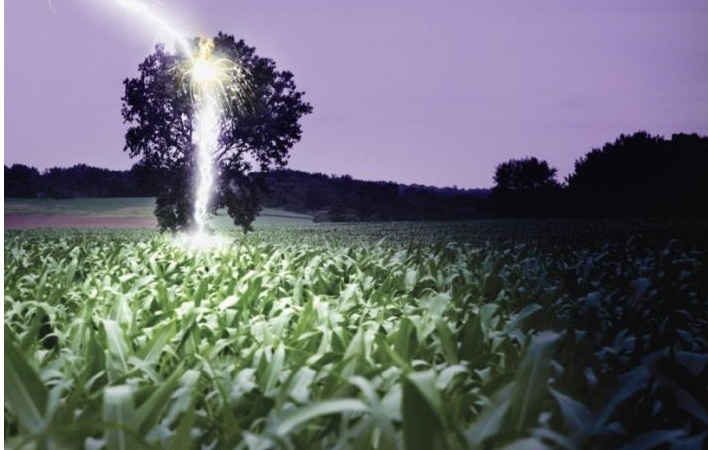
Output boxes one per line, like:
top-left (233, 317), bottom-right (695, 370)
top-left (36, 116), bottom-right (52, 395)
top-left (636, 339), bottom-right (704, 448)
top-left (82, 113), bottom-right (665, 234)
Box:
top-left (107, 0), bottom-right (241, 243)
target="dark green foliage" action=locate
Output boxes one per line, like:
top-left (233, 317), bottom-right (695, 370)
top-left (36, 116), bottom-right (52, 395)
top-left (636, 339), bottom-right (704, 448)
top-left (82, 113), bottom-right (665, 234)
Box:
top-left (4, 220), bottom-right (707, 448)
top-left (566, 132), bottom-right (708, 218)
top-left (491, 157), bottom-right (562, 217)
top-left (4, 165), bottom-right (492, 222)
top-left (219, 171), bottom-right (264, 233)
top-left (4, 164), bottom-right (41, 197)
top-left (153, 166), bottom-right (195, 232)
top-left (7, 130), bottom-right (708, 221)
top-left (493, 157), bottom-right (559, 192)
top-left (4, 164), bottom-right (138, 199)
top-left (262, 170), bottom-right (490, 221)
top-left (121, 32), bottom-right (312, 232)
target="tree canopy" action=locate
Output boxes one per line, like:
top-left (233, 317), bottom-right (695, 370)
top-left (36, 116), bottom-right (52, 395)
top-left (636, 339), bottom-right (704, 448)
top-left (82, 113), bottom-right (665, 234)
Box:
top-left (493, 157), bottom-right (559, 192)
top-left (566, 132), bottom-right (708, 217)
top-left (491, 157), bottom-right (561, 217)
top-left (121, 32), bottom-right (312, 231)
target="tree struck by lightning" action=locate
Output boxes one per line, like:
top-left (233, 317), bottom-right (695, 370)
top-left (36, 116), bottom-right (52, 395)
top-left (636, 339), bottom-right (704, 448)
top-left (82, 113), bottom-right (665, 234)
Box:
top-left (108, 0), bottom-right (243, 244)
top-left (86, 0), bottom-right (311, 243)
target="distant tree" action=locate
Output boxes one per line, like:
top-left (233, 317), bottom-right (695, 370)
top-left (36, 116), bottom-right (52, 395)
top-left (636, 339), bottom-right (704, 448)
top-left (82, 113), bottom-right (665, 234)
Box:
top-left (38, 164), bottom-right (137, 198)
top-left (304, 187), bottom-right (326, 211)
top-left (258, 170), bottom-right (488, 222)
top-left (491, 157), bottom-right (561, 217)
top-left (329, 175), bottom-right (356, 222)
top-left (493, 157), bottom-right (559, 192)
top-left (567, 132), bottom-right (708, 217)
top-left (5, 164), bottom-right (41, 198)
top-left (121, 32), bottom-right (312, 232)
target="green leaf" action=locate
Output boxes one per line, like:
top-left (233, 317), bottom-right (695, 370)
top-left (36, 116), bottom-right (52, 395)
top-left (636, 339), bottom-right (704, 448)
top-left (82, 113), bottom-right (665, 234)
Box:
top-left (425, 293), bottom-right (451, 319)
top-left (435, 320), bottom-right (459, 364)
top-left (63, 258), bottom-right (78, 289)
top-left (287, 367), bottom-right (317, 403)
top-left (193, 278), bottom-right (208, 307)
top-left (404, 268), bottom-right (418, 293)
top-left (263, 344), bottom-right (286, 395)
top-left (132, 363), bottom-right (184, 435)
top-left (549, 388), bottom-right (590, 433)
top-left (503, 303), bottom-right (542, 333)
top-left (103, 385), bottom-right (137, 450)
top-left (103, 320), bottom-right (130, 374)
top-left (458, 312), bottom-right (484, 363)
top-left (375, 334), bottom-right (411, 370)
top-left (465, 384), bottom-right (512, 449)
top-left (4, 332), bottom-right (48, 434)
top-left (274, 399), bottom-right (369, 436)
top-left (502, 332), bottom-right (559, 432)
top-left (645, 352), bottom-right (708, 425)
top-left (579, 366), bottom-right (650, 439)
top-left (394, 318), bottom-right (418, 360)
top-left (138, 322), bottom-right (174, 364)
top-left (403, 370), bottom-right (449, 450)
top-left (436, 365), bottom-right (468, 391)
top-left (167, 402), bottom-right (196, 450)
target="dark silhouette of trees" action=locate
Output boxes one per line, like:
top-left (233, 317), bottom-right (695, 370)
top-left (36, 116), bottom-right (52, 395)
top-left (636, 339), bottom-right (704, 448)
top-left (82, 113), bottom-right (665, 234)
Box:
top-left (4, 165), bottom-right (490, 221)
top-left (566, 132), bottom-right (708, 218)
top-left (9, 132), bottom-right (706, 221)
top-left (41, 165), bottom-right (138, 198)
top-left (261, 171), bottom-right (490, 221)
top-left (5, 164), bottom-right (138, 198)
top-left (5, 165), bottom-right (41, 197)
top-left (490, 157), bottom-right (561, 217)
top-left (121, 32), bottom-right (312, 232)
top-left (488, 133), bottom-right (708, 218)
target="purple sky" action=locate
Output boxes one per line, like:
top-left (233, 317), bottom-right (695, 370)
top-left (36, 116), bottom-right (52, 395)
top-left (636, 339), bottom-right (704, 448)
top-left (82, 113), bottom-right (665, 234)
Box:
top-left (5, 0), bottom-right (708, 188)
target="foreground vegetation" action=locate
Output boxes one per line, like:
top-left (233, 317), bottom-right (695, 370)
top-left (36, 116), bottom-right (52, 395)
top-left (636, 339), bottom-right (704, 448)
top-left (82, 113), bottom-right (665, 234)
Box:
top-left (4, 221), bottom-right (707, 449)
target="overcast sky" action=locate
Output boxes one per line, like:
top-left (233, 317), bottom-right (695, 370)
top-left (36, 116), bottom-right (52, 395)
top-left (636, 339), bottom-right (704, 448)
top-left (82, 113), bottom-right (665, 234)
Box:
top-left (5, 0), bottom-right (708, 188)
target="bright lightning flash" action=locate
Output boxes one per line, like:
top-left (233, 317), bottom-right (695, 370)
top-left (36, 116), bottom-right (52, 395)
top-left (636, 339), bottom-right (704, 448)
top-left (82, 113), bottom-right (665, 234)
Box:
top-left (111, 0), bottom-right (192, 55)
top-left (183, 38), bottom-right (240, 239)
top-left (188, 39), bottom-right (221, 85)
top-left (184, 38), bottom-right (241, 105)
top-left (105, 0), bottom-right (245, 248)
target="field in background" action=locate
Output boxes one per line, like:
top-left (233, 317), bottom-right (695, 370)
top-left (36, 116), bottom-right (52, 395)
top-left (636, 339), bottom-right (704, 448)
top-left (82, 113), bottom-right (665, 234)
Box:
top-left (4, 221), bottom-right (707, 448)
top-left (4, 197), bottom-right (312, 228)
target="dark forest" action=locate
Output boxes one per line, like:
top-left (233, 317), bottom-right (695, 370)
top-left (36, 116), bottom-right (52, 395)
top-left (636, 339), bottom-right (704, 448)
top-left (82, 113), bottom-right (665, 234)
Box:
top-left (6, 132), bottom-right (707, 220)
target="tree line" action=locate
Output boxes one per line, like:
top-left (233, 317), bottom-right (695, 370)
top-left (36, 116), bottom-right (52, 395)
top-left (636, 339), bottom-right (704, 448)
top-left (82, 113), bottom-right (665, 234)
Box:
top-left (3, 163), bottom-right (491, 222)
top-left (5, 131), bottom-right (707, 220)
top-left (490, 132), bottom-right (708, 218)
top-left (4, 164), bottom-right (151, 199)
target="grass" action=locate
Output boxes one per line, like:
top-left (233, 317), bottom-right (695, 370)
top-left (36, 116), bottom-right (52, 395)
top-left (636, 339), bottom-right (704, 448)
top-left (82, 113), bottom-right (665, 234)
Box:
top-left (4, 221), bottom-right (707, 449)
top-left (4, 198), bottom-right (313, 227)
top-left (4, 198), bottom-right (157, 217)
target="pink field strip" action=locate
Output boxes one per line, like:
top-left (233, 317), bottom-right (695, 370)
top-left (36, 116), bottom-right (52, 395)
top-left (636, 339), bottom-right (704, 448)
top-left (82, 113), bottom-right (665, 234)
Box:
top-left (4, 215), bottom-right (157, 229)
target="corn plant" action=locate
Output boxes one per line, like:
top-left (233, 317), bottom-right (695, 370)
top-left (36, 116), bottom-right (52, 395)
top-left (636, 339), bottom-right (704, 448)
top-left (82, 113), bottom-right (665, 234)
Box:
top-left (4, 222), bottom-right (707, 449)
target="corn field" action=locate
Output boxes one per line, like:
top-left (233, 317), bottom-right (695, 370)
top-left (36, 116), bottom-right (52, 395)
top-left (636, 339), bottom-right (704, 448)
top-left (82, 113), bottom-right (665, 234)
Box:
top-left (4, 222), bottom-right (708, 449)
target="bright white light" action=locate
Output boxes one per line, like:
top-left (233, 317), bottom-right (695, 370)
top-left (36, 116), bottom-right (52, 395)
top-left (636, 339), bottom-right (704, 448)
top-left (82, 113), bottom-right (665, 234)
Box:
top-left (103, 0), bottom-right (239, 243)
top-left (193, 94), bottom-right (220, 236)
top-left (108, 0), bottom-right (192, 55)
top-left (172, 232), bottom-right (231, 251)
top-left (191, 59), bottom-right (220, 84)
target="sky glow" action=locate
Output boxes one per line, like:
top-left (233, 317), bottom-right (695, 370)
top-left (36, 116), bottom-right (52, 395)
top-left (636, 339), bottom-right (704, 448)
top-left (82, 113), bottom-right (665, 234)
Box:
top-left (5, 0), bottom-right (708, 188)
